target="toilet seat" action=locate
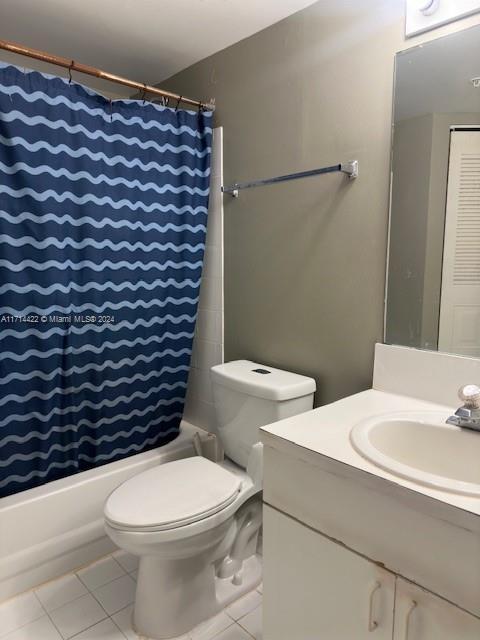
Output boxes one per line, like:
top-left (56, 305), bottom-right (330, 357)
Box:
top-left (105, 456), bottom-right (242, 532)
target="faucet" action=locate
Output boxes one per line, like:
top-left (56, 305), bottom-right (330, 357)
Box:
top-left (446, 384), bottom-right (480, 432)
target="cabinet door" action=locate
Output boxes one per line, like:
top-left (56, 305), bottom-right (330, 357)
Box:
top-left (394, 577), bottom-right (480, 640)
top-left (263, 504), bottom-right (395, 640)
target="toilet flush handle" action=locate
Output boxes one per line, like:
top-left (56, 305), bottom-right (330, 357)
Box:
top-left (247, 442), bottom-right (263, 490)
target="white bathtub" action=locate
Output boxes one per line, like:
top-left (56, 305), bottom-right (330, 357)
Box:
top-left (0, 421), bottom-right (205, 602)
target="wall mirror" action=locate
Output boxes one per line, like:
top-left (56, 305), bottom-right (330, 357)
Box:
top-left (385, 24), bottom-right (480, 356)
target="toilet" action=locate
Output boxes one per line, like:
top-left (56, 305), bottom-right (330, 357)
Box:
top-left (104, 360), bottom-right (315, 639)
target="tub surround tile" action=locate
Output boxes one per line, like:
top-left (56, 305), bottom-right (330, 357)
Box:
top-left (187, 367), bottom-right (214, 403)
top-left (194, 341), bottom-right (223, 374)
top-left (77, 557), bottom-right (126, 592)
top-left (225, 590), bottom-right (262, 621)
top-left (202, 246), bottom-right (222, 281)
top-left (198, 276), bottom-right (222, 312)
top-left (183, 126), bottom-right (223, 433)
top-left (185, 366), bottom-right (206, 399)
top-left (183, 394), bottom-right (216, 433)
top-left (195, 310), bottom-right (222, 343)
top-left (35, 575), bottom-right (88, 613)
top-left (92, 574), bottom-right (136, 616)
top-left (0, 591), bottom-right (45, 638)
top-left (205, 192), bottom-right (223, 251)
top-left (211, 128), bottom-right (223, 179)
top-left (238, 605), bottom-right (262, 639)
top-left (3, 616), bottom-right (62, 640)
top-left (48, 593), bottom-right (106, 639)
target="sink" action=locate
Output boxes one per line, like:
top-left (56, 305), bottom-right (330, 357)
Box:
top-left (350, 411), bottom-right (480, 496)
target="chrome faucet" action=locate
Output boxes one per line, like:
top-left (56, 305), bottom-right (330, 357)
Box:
top-left (446, 384), bottom-right (480, 432)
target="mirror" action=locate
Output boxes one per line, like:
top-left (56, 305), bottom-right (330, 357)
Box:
top-left (385, 25), bottom-right (480, 356)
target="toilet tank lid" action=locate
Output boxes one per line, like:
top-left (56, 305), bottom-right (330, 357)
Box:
top-left (211, 360), bottom-right (316, 401)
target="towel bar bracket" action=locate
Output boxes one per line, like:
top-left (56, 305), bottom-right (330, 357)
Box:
top-left (341, 160), bottom-right (359, 179)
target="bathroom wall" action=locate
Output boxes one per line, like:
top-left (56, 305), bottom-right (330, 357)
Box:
top-left (183, 128), bottom-right (224, 431)
top-left (159, 0), bottom-right (480, 406)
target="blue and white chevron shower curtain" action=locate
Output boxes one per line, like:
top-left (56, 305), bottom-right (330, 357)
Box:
top-left (0, 63), bottom-right (212, 498)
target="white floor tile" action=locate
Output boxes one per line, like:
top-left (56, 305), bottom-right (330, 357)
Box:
top-left (0, 592), bottom-right (45, 638)
top-left (129, 571), bottom-right (138, 582)
top-left (213, 624), bottom-right (252, 640)
top-left (225, 591), bottom-right (262, 621)
top-left (190, 611), bottom-right (233, 640)
top-left (111, 606), bottom-right (136, 640)
top-left (71, 618), bottom-right (125, 640)
top-left (238, 606), bottom-right (262, 640)
top-left (3, 616), bottom-right (62, 640)
top-left (111, 551), bottom-right (138, 574)
top-left (92, 575), bottom-right (136, 616)
top-left (77, 557), bottom-right (126, 592)
top-left (35, 575), bottom-right (88, 613)
top-left (48, 593), bottom-right (107, 639)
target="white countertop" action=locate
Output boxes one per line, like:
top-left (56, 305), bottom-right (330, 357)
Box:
top-left (260, 389), bottom-right (480, 519)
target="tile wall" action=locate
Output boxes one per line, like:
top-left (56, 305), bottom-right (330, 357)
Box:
top-left (184, 127), bottom-right (224, 432)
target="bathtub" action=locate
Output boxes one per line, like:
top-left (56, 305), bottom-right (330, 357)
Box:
top-left (0, 421), bottom-right (207, 602)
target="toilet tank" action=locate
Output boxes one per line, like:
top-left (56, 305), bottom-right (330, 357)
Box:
top-left (211, 360), bottom-right (316, 469)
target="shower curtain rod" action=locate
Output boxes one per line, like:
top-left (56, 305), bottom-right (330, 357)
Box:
top-left (0, 38), bottom-right (216, 111)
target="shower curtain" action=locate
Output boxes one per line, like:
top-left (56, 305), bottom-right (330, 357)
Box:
top-left (0, 63), bottom-right (212, 498)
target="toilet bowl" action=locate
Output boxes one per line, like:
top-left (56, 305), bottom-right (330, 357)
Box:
top-left (104, 360), bottom-right (315, 639)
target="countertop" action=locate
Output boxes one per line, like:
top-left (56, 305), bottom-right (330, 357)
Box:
top-left (260, 389), bottom-right (480, 520)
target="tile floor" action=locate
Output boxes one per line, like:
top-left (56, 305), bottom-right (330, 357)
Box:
top-left (0, 552), bottom-right (263, 640)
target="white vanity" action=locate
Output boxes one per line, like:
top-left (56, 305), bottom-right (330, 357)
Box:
top-left (260, 345), bottom-right (480, 640)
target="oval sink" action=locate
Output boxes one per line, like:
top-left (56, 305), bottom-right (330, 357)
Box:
top-left (350, 411), bottom-right (480, 496)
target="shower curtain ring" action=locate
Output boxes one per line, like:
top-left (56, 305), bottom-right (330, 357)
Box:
top-left (68, 60), bottom-right (74, 84)
top-left (175, 96), bottom-right (182, 111)
top-left (141, 84), bottom-right (147, 104)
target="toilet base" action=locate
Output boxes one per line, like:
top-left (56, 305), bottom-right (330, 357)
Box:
top-left (132, 554), bottom-right (262, 640)
top-left (215, 553), bottom-right (262, 610)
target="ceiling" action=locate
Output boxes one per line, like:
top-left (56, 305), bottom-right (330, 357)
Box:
top-left (0, 0), bottom-right (318, 98)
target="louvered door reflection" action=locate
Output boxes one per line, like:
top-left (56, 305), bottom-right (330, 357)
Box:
top-left (439, 130), bottom-right (480, 356)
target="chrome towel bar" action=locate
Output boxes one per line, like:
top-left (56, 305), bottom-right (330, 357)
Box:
top-left (222, 160), bottom-right (358, 197)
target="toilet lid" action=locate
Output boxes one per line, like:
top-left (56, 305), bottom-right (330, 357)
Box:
top-left (104, 457), bottom-right (242, 531)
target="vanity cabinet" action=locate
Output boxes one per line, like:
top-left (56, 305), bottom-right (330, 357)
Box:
top-left (263, 505), bottom-right (480, 640)
top-left (394, 578), bottom-right (480, 640)
top-left (263, 505), bottom-right (396, 640)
